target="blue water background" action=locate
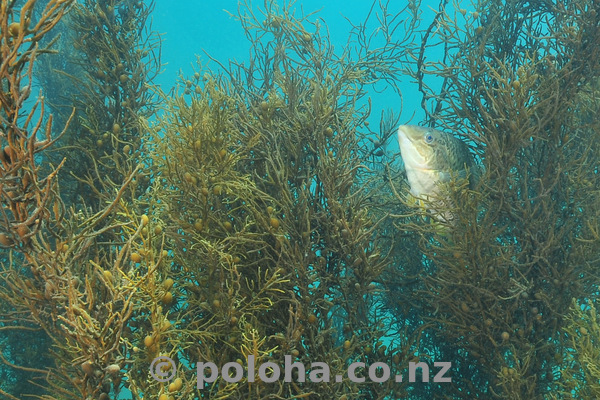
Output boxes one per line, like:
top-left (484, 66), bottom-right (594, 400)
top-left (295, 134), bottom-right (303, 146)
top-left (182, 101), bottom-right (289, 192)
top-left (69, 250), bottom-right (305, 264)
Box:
top-left (151, 1), bottom-right (463, 150)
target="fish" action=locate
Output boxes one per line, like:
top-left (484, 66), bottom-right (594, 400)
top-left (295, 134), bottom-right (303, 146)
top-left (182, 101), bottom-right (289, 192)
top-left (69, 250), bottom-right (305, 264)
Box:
top-left (397, 124), bottom-right (478, 222)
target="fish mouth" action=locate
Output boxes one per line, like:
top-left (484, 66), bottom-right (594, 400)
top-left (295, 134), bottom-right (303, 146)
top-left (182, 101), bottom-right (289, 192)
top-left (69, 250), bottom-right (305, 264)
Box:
top-left (397, 125), bottom-right (415, 143)
top-left (397, 125), bottom-right (433, 171)
top-left (397, 126), bottom-right (420, 154)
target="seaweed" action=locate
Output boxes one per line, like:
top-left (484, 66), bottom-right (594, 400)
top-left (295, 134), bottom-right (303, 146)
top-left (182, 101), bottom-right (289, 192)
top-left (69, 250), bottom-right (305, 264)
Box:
top-left (1, 0), bottom-right (600, 399)
top-left (135, 1), bottom-right (418, 397)
top-left (389, 0), bottom-right (600, 398)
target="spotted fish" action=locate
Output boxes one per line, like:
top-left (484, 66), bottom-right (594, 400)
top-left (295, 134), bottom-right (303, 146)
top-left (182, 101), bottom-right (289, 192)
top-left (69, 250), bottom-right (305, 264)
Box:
top-left (397, 125), bottom-right (478, 222)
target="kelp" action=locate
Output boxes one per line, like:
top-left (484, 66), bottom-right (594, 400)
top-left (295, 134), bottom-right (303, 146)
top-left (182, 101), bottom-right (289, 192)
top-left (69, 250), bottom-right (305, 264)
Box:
top-left (0, 0), bottom-right (420, 398)
top-left (137, 1), bottom-right (420, 397)
top-left (1, 0), bottom-right (600, 399)
top-left (386, 0), bottom-right (600, 398)
top-left (0, 0), bottom-right (161, 398)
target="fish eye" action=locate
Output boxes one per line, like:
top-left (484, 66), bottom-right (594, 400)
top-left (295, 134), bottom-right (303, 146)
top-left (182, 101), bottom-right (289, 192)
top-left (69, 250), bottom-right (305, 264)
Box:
top-left (424, 132), bottom-right (434, 144)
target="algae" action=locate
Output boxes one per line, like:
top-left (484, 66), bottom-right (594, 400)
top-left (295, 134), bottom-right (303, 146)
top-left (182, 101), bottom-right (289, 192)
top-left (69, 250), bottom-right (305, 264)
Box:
top-left (1, 0), bottom-right (600, 399)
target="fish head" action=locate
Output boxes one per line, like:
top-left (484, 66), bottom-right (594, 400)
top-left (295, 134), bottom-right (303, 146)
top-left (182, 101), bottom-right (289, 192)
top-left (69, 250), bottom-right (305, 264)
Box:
top-left (397, 124), bottom-right (474, 198)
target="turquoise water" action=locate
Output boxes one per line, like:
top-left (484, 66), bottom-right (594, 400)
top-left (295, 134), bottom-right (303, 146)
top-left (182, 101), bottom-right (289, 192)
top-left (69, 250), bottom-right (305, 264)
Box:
top-left (152, 1), bottom-right (452, 135)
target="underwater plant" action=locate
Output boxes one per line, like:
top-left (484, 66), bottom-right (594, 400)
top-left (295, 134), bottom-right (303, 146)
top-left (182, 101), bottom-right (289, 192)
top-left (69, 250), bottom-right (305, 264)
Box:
top-left (1, 0), bottom-right (162, 398)
top-left (0, 0), bottom-right (74, 397)
top-left (384, 0), bottom-right (600, 398)
top-left (1, 0), bottom-right (420, 398)
top-left (1, 0), bottom-right (600, 399)
top-left (557, 299), bottom-right (600, 398)
top-left (55, 0), bottom-right (161, 208)
top-left (137, 1), bottom-right (422, 398)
